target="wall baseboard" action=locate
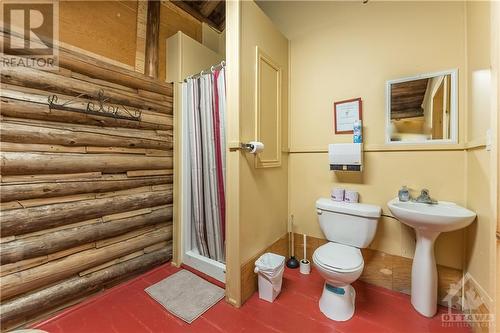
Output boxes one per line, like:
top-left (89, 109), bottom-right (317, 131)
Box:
top-left (291, 233), bottom-right (463, 309)
top-left (239, 233), bottom-right (464, 309)
top-left (462, 273), bottom-right (494, 333)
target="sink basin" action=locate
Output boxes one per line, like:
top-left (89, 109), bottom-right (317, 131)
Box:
top-left (387, 198), bottom-right (476, 233)
top-left (387, 198), bottom-right (476, 317)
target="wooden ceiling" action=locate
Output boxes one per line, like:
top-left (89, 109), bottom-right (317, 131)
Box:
top-left (171, 1), bottom-right (225, 32)
top-left (390, 78), bottom-right (429, 120)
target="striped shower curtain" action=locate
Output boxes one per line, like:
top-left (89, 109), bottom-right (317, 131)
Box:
top-left (183, 67), bottom-right (226, 263)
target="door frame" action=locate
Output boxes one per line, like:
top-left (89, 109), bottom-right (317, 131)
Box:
top-left (224, 0), bottom-right (242, 307)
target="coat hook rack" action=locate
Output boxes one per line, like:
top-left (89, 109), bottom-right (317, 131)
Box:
top-left (48, 89), bottom-right (142, 121)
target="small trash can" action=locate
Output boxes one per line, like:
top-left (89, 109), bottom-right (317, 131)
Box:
top-left (254, 252), bottom-right (285, 302)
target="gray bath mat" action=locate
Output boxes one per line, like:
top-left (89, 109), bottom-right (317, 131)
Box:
top-left (145, 269), bottom-right (225, 323)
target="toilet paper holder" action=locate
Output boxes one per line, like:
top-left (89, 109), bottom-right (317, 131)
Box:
top-left (233, 141), bottom-right (264, 154)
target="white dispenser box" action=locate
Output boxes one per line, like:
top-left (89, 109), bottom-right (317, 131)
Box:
top-left (328, 143), bottom-right (363, 172)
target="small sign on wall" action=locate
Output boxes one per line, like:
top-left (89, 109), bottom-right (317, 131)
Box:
top-left (333, 98), bottom-right (362, 134)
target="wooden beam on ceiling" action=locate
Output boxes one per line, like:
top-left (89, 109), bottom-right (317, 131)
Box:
top-left (170, 0), bottom-right (223, 32)
top-left (391, 108), bottom-right (424, 120)
top-left (145, 0), bottom-right (161, 78)
top-left (200, 0), bottom-right (221, 17)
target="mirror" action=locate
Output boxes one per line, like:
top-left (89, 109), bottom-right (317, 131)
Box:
top-left (386, 70), bottom-right (457, 144)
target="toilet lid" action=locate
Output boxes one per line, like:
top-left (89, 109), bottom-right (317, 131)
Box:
top-left (313, 243), bottom-right (363, 272)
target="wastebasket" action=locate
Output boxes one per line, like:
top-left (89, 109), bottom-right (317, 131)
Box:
top-left (254, 252), bottom-right (285, 302)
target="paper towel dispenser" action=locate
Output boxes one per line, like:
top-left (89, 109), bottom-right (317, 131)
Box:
top-left (328, 143), bottom-right (363, 172)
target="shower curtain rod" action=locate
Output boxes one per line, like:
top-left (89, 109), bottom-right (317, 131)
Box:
top-left (184, 60), bottom-right (226, 82)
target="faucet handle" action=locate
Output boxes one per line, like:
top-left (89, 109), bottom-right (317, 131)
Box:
top-left (420, 189), bottom-right (429, 196)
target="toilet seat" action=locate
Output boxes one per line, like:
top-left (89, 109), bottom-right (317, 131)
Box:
top-left (313, 243), bottom-right (363, 273)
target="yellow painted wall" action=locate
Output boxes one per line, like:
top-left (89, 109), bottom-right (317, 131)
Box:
top-left (286, 1), bottom-right (467, 269)
top-left (464, 1), bottom-right (498, 306)
top-left (238, 0), bottom-right (289, 264)
top-left (289, 152), bottom-right (466, 268)
top-left (466, 1), bottom-right (492, 143)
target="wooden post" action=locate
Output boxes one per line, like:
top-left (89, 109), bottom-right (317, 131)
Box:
top-left (144, 0), bottom-right (160, 78)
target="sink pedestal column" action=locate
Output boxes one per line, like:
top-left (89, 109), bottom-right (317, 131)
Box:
top-left (411, 229), bottom-right (440, 317)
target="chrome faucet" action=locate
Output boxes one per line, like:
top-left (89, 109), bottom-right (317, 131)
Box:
top-left (414, 189), bottom-right (437, 204)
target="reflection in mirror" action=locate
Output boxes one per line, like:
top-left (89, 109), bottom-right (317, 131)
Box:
top-left (387, 71), bottom-right (456, 143)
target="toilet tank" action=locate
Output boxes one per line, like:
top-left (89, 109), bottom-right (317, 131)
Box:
top-left (315, 198), bottom-right (381, 248)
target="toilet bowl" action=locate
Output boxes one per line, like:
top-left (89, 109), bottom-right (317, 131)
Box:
top-left (313, 198), bottom-right (381, 321)
top-left (313, 242), bottom-right (364, 321)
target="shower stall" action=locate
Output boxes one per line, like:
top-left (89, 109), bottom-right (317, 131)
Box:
top-left (167, 31), bottom-right (226, 283)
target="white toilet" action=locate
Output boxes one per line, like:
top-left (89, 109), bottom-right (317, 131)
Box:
top-left (312, 198), bottom-right (381, 321)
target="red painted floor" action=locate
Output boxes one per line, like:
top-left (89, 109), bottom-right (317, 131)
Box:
top-left (33, 263), bottom-right (471, 333)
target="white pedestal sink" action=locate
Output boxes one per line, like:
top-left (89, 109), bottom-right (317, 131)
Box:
top-left (387, 198), bottom-right (476, 317)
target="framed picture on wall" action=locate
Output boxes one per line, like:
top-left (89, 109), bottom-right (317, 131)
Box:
top-left (333, 98), bottom-right (362, 134)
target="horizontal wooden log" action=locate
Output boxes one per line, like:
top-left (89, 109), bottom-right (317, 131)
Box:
top-left (1, 142), bottom-right (170, 156)
top-left (1, 172), bottom-right (102, 184)
top-left (1, 206), bottom-right (172, 264)
top-left (19, 193), bottom-right (96, 208)
top-left (1, 29), bottom-right (172, 96)
top-left (78, 249), bottom-right (145, 277)
top-left (1, 61), bottom-right (172, 114)
top-left (0, 201), bottom-right (22, 210)
top-left (1, 176), bottom-right (171, 202)
top-left (0, 97), bottom-right (173, 131)
top-left (58, 48), bottom-right (174, 96)
top-left (0, 256), bottom-right (48, 277)
top-left (0, 236), bottom-right (15, 244)
top-left (1, 121), bottom-right (172, 150)
top-left (16, 217), bottom-right (102, 240)
top-left (1, 85), bottom-right (173, 128)
top-left (3, 244), bottom-right (101, 277)
top-left (95, 226), bottom-right (158, 248)
top-left (1, 172), bottom-right (170, 185)
top-left (138, 89), bottom-right (171, 103)
top-left (94, 185), bottom-right (154, 199)
top-left (0, 246), bottom-right (172, 325)
top-left (0, 226), bottom-right (172, 301)
top-left (143, 241), bottom-right (170, 254)
top-left (46, 243), bottom-right (96, 261)
top-left (156, 130), bottom-right (173, 138)
top-left (146, 149), bottom-right (173, 157)
top-left (71, 72), bottom-right (138, 94)
top-left (1, 142), bottom-right (87, 154)
top-left (3, 116), bottom-right (170, 141)
top-left (127, 169), bottom-right (173, 177)
top-left (102, 208), bottom-right (151, 222)
top-left (0, 152), bottom-right (172, 175)
top-left (0, 189), bottom-right (172, 236)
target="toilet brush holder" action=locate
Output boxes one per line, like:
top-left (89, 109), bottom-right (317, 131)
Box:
top-left (298, 233), bottom-right (310, 274)
top-left (300, 259), bottom-right (311, 275)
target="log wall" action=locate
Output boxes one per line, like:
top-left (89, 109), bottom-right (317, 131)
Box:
top-left (0, 47), bottom-right (174, 330)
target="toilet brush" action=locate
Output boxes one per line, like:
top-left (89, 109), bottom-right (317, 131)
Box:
top-left (286, 215), bottom-right (300, 269)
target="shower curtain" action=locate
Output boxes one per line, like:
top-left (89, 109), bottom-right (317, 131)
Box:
top-left (183, 67), bottom-right (226, 263)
